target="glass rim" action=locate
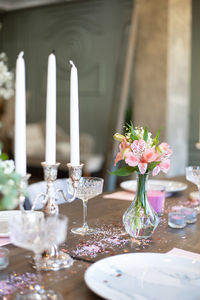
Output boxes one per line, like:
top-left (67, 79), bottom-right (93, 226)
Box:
top-left (66, 177), bottom-right (104, 182)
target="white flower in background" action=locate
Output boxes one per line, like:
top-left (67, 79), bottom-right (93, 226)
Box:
top-left (0, 159), bottom-right (15, 174)
top-left (0, 52), bottom-right (14, 100)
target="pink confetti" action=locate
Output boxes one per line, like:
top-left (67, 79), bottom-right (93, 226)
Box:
top-left (71, 223), bottom-right (151, 258)
top-left (0, 272), bottom-right (41, 297)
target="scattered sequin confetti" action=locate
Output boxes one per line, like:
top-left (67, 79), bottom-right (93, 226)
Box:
top-left (70, 222), bottom-right (152, 258)
top-left (71, 223), bottom-right (129, 258)
top-left (0, 272), bottom-right (41, 297)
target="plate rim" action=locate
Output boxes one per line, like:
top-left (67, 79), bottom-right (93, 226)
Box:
top-left (84, 252), bottom-right (198, 300)
top-left (120, 179), bottom-right (187, 193)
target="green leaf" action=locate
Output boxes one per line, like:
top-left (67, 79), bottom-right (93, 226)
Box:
top-left (126, 121), bottom-right (139, 141)
top-left (152, 127), bottom-right (162, 146)
top-left (148, 161), bottom-right (160, 171)
top-left (110, 166), bottom-right (138, 176)
top-left (143, 127), bottom-right (148, 142)
top-left (0, 153), bottom-right (8, 161)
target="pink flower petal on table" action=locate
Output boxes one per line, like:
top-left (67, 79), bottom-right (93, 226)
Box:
top-left (125, 152), bottom-right (139, 167)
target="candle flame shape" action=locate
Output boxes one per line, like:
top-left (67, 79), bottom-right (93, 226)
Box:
top-left (18, 51), bottom-right (24, 59)
top-left (69, 60), bottom-right (75, 68)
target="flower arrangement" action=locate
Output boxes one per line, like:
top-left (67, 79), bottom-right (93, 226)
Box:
top-left (0, 150), bottom-right (22, 210)
top-left (113, 122), bottom-right (172, 177)
top-left (112, 122), bottom-right (172, 239)
top-left (0, 52), bottom-right (15, 100)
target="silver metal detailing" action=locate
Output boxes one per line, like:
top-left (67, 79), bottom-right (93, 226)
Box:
top-left (31, 161), bottom-right (84, 271)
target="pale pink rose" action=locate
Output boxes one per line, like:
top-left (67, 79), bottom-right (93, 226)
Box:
top-left (138, 162), bottom-right (148, 174)
top-left (125, 152), bottom-right (139, 167)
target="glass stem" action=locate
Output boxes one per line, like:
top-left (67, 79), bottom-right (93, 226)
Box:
top-left (34, 253), bottom-right (41, 272)
top-left (82, 200), bottom-right (88, 228)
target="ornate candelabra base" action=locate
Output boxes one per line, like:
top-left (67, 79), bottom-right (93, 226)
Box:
top-left (32, 161), bottom-right (83, 271)
top-left (32, 246), bottom-right (73, 271)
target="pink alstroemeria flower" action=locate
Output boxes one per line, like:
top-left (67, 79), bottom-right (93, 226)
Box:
top-left (158, 143), bottom-right (173, 160)
top-left (114, 139), bottom-right (131, 166)
top-left (125, 140), bottom-right (157, 174)
top-left (125, 152), bottom-right (139, 167)
top-left (152, 159), bottom-right (170, 176)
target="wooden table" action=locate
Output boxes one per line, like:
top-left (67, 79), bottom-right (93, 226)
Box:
top-left (1, 178), bottom-right (200, 299)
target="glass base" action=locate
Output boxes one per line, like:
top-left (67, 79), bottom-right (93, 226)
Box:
top-left (15, 285), bottom-right (62, 299)
top-left (32, 251), bottom-right (73, 271)
top-left (71, 226), bottom-right (97, 235)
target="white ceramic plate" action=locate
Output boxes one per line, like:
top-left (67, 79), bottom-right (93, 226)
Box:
top-left (0, 211), bottom-right (43, 237)
top-left (85, 253), bottom-right (200, 300)
top-left (120, 180), bottom-right (187, 194)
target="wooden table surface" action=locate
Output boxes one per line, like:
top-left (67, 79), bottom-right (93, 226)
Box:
top-left (1, 177), bottom-right (200, 299)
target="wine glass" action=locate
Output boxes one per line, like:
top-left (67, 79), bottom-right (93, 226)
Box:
top-left (186, 166), bottom-right (200, 211)
top-left (66, 177), bottom-right (104, 235)
top-left (9, 211), bottom-right (67, 299)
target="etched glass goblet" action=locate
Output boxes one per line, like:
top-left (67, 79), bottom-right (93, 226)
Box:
top-left (66, 177), bottom-right (104, 235)
top-left (186, 166), bottom-right (200, 212)
top-left (10, 211), bottom-right (67, 299)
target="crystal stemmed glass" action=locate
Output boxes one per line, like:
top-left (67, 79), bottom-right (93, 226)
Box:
top-left (66, 177), bottom-right (104, 235)
top-left (9, 211), bottom-right (67, 299)
top-left (186, 166), bottom-right (200, 211)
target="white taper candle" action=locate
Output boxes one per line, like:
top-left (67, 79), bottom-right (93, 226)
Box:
top-left (15, 51), bottom-right (27, 176)
top-left (69, 60), bottom-right (80, 166)
top-left (45, 53), bottom-right (56, 165)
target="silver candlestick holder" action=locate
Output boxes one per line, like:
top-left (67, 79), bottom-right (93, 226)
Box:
top-left (31, 161), bottom-right (83, 271)
top-left (19, 174), bottom-right (31, 211)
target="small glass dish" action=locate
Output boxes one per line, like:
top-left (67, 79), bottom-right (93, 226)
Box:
top-left (180, 207), bottom-right (197, 224)
top-left (168, 212), bottom-right (186, 229)
top-left (0, 247), bottom-right (9, 270)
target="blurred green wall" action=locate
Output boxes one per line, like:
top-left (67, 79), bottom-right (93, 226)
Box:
top-left (0, 0), bottom-right (133, 154)
top-left (189, 0), bottom-right (200, 164)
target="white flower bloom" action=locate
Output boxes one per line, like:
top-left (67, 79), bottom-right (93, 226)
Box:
top-left (0, 159), bottom-right (15, 174)
top-left (0, 53), bottom-right (14, 101)
top-left (8, 179), bottom-right (14, 186)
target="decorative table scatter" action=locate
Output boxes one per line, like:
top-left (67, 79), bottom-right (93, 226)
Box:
top-left (63, 223), bottom-right (152, 260)
top-left (0, 272), bottom-right (41, 297)
top-left (112, 123), bottom-right (172, 239)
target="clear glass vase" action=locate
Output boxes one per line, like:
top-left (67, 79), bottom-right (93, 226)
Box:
top-left (123, 172), bottom-right (159, 239)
